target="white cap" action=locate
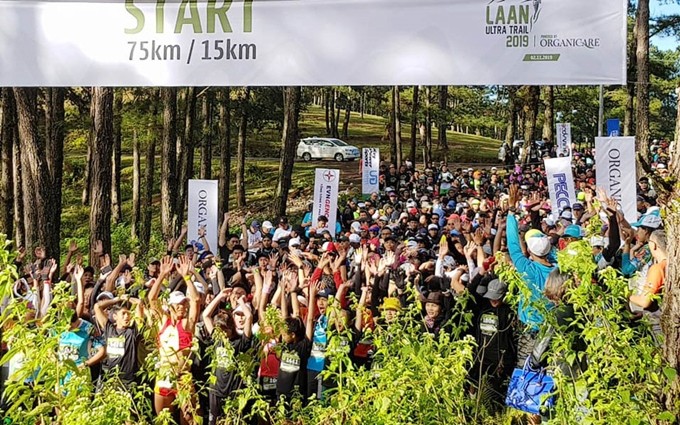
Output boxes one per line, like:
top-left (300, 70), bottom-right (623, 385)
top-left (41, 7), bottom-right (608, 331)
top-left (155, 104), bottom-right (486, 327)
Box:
top-left (233, 303), bottom-right (252, 316)
top-left (590, 236), bottom-right (606, 247)
top-left (427, 224), bottom-right (439, 231)
top-left (262, 220), bottom-right (273, 230)
top-left (349, 234), bottom-right (361, 244)
top-left (193, 281), bottom-right (206, 295)
top-left (351, 221), bottom-right (361, 233)
top-left (289, 237), bottom-right (301, 247)
top-left (169, 291), bottom-right (188, 305)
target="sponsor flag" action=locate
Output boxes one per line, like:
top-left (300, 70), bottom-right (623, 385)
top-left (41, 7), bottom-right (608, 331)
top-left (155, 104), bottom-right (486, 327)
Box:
top-left (544, 157), bottom-right (576, 215)
top-left (362, 148), bottom-right (380, 196)
top-left (595, 137), bottom-right (636, 223)
top-left (313, 169), bottom-right (340, 235)
top-left (606, 119), bottom-right (621, 137)
top-left (187, 180), bottom-right (219, 254)
top-left (555, 123), bottom-right (572, 158)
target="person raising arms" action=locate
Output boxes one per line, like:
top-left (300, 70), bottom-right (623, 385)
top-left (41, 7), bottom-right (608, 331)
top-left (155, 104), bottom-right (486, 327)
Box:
top-left (147, 255), bottom-right (201, 424)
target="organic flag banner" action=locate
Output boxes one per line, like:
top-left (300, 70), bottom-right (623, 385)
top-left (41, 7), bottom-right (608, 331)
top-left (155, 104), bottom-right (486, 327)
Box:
top-left (187, 179), bottom-right (219, 254)
top-left (555, 123), bottom-right (572, 158)
top-left (544, 157), bottom-right (576, 215)
top-left (0, 0), bottom-right (626, 86)
top-left (313, 169), bottom-right (340, 234)
top-left (361, 148), bottom-right (380, 197)
top-left (595, 137), bottom-right (637, 223)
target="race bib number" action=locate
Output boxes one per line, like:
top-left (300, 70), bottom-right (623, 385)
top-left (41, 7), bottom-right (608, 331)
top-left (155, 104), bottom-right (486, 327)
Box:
top-left (215, 346), bottom-right (236, 371)
top-left (279, 350), bottom-right (301, 374)
top-left (310, 341), bottom-right (326, 360)
top-left (107, 336), bottom-right (125, 359)
top-left (261, 377), bottom-right (277, 391)
top-left (480, 313), bottom-right (499, 337)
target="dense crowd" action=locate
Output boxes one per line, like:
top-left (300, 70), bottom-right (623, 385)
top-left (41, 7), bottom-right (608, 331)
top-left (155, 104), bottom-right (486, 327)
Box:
top-left (0, 139), bottom-right (672, 424)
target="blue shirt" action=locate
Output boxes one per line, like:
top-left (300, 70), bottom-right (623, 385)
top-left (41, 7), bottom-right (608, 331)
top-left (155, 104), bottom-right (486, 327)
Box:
top-left (506, 215), bottom-right (555, 329)
top-left (307, 316), bottom-right (328, 372)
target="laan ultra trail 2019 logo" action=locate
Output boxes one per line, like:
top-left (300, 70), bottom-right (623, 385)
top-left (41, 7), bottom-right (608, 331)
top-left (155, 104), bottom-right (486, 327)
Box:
top-left (484, 0), bottom-right (601, 58)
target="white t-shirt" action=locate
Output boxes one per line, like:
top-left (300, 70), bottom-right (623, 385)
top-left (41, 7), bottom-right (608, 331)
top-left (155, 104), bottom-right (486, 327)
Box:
top-left (243, 229), bottom-right (263, 253)
top-left (272, 227), bottom-right (292, 242)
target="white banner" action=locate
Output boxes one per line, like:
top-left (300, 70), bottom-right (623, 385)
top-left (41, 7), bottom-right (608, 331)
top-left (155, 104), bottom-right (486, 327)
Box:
top-left (595, 137), bottom-right (637, 223)
top-left (361, 148), bottom-right (380, 196)
top-left (555, 123), bottom-right (572, 158)
top-left (544, 157), bottom-right (577, 216)
top-left (0, 0), bottom-right (626, 86)
top-left (187, 180), bottom-right (219, 255)
top-left (313, 169), bottom-right (340, 236)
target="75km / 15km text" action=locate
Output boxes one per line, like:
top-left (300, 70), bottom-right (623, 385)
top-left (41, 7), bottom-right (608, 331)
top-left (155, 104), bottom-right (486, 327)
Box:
top-left (127, 39), bottom-right (257, 62)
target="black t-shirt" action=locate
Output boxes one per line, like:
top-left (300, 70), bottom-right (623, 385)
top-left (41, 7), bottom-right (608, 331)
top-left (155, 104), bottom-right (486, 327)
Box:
top-left (102, 321), bottom-right (140, 384)
top-left (276, 338), bottom-right (312, 397)
top-left (211, 333), bottom-right (252, 398)
top-left (474, 303), bottom-right (515, 369)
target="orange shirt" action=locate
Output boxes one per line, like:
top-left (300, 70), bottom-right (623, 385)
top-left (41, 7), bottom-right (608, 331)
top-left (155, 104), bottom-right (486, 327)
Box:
top-left (645, 259), bottom-right (667, 295)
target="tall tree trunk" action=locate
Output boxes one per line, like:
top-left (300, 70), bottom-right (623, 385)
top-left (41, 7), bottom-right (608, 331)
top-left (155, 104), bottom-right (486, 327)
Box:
top-left (389, 88), bottom-right (397, 165)
top-left (141, 125), bottom-right (156, 249)
top-left (176, 87), bottom-right (197, 232)
top-left (236, 88), bottom-right (250, 209)
top-left (0, 88), bottom-right (15, 237)
top-left (131, 130), bottom-right (141, 239)
top-left (44, 88), bottom-right (65, 261)
top-left (635, 0), bottom-right (650, 177)
top-left (542, 86), bottom-right (554, 143)
top-left (334, 94), bottom-right (341, 139)
top-left (659, 83), bottom-right (680, 411)
top-left (89, 88), bottom-right (114, 261)
top-left (111, 91), bottom-right (123, 224)
top-left (12, 131), bottom-right (23, 248)
top-left (82, 125), bottom-right (92, 206)
top-left (329, 89), bottom-right (337, 138)
top-left (342, 100), bottom-right (351, 139)
top-left (201, 90), bottom-right (213, 180)
top-left (410, 86), bottom-right (419, 166)
top-left (624, 22), bottom-right (637, 137)
top-left (219, 88), bottom-right (231, 217)
top-left (14, 88), bottom-right (51, 254)
top-left (437, 86), bottom-right (448, 150)
top-left (275, 87), bottom-right (301, 217)
top-left (425, 86), bottom-right (433, 167)
top-left (521, 86), bottom-right (541, 164)
top-left (161, 88), bottom-right (178, 239)
top-left (505, 87), bottom-right (518, 146)
top-left (325, 89), bottom-right (331, 135)
top-left (394, 86), bottom-right (402, 168)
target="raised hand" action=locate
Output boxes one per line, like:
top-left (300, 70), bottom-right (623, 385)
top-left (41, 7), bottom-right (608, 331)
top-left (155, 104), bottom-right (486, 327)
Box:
top-left (127, 253), bottom-right (136, 268)
top-left (167, 237), bottom-right (176, 252)
top-left (181, 225), bottom-right (188, 235)
top-left (177, 255), bottom-right (193, 277)
top-left (73, 264), bottom-right (84, 282)
top-left (197, 225), bottom-right (207, 238)
top-left (65, 262), bottom-right (76, 275)
top-left (101, 254), bottom-right (111, 269)
top-left (473, 228), bottom-right (485, 245)
top-left (16, 247), bottom-right (26, 262)
top-left (438, 236), bottom-right (449, 258)
top-left (383, 251), bottom-right (396, 267)
top-left (269, 252), bottom-right (279, 268)
top-left (463, 242), bottom-right (477, 258)
top-left (48, 259), bottom-right (58, 278)
top-left (118, 254), bottom-right (128, 266)
top-left (123, 270), bottom-right (133, 286)
top-left (508, 184), bottom-right (519, 209)
top-left (68, 240), bottom-right (78, 254)
top-left (159, 256), bottom-right (174, 276)
top-left (288, 251), bottom-right (303, 268)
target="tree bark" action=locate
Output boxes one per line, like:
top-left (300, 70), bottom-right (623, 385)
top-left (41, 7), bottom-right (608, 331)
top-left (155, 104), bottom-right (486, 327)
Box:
top-left (505, 87), bottom-right (518, 146)
top-left (410, 86), bottom-right (419, 166)
top-left (89, 87), bottom-right (114, 261)
top-left (44, 88), bottom-right (65, 261)
top-left (521, 86), bottom-right (541, 164)
top-left (659, 83), bottom-right (680, 411)
top-left (329, 89), bottom-right (336, 138)
top-left (437, 86), bottom-right (448, 150)
top-left (542, 86), bottom-right (554, 143)
top-left (275, 87), bottom-right (301, 217)
top-left (335, 93), bottom-right (341, 139)
top-left (200, 90), bottom-right (213, 180)
top-left (12, 131), bottom-right (23, 248)
top-left (141, 124), bottom-right (156, 249)
top-left (219, 88), bottom-right (231, 217)
top-left (394, 86), bottom-right (402, 168)
top-left (236, 88), bottom-right (250, 209)
top-left (425, 86), bottom-right (433, 167)
top-left (161, 88), bottom-right (178, 239)
top-left (325, 89), bottom-right (331, 135)
top-left (131, 130), bottom-right (141, 239)
top-left (82, 121), bottom-right (93, 206)
top-left (176, 87), bottom-right (197, 232)
top-left (389, 88), bottom-right (397, 165)
top-left (0, 88), bottom-right (15, 237)
top-left (14, 88), bottom-right (51, 254)
top-left (624, 22), bottom-right (637, 137)
top-left (635, 0), bottom-right (650, 177)
top-left (342, 97), bottom-right (351, 139)
top-left (111, 90), bottom-right (123, 224)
